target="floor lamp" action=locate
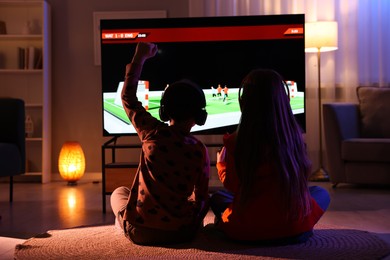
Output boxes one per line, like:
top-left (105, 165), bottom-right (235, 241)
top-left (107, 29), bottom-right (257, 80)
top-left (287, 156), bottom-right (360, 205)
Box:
top-left (305, 21), bottom-right (338, 181)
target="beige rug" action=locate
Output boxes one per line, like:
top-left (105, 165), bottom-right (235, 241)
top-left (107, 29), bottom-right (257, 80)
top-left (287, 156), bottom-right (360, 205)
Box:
top-left (14, 223), bottom-right (390, 259)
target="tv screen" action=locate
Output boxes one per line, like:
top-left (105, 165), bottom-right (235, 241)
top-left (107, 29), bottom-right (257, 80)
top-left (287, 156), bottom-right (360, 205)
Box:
top-left (100, 14), bottom-right (305, 136)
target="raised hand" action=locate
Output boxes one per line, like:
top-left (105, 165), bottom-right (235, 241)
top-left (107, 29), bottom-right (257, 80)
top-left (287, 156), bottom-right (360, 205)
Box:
top-left (132, 42), bottom-right (158, 64)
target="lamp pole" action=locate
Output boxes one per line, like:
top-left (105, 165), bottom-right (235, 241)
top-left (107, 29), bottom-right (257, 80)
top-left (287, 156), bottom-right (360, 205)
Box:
top-left (309, 48), bottom-right (329, 181)
top-left (305, 21), bottom-right (338, 182)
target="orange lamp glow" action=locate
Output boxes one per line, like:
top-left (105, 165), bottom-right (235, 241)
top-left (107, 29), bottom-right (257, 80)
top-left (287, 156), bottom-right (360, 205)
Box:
top-left (58, 141), bottom-right (85, 185)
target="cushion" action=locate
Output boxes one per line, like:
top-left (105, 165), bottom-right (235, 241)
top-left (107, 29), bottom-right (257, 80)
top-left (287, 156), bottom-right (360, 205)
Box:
top-left (357, 86), bottom-right (390, 138)
top-left (342, 138), bottom-right (390, 162)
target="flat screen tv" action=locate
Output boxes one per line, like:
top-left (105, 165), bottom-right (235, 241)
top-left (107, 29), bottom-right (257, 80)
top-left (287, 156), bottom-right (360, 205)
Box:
top-left (100, 14), bottom-right (305, 136)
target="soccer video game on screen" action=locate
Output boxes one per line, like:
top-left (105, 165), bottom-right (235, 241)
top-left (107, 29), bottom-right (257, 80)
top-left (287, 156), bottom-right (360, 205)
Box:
top-left (100, 14), bottom-right (306, 136)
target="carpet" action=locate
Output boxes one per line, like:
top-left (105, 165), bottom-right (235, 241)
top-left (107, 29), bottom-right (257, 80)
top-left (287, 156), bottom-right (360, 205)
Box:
top-left (14, 223), bottom-right (390, 260)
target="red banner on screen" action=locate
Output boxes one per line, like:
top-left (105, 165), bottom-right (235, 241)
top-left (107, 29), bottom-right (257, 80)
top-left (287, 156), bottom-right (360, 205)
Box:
top-left (102, 24), bottom-right (303, 44)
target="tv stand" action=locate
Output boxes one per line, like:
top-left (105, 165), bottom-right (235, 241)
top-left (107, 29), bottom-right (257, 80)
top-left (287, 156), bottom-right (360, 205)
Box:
top-left (101, 136), bottom-right (223, 213)
top-left (101, 136), bottom-right (141, 213)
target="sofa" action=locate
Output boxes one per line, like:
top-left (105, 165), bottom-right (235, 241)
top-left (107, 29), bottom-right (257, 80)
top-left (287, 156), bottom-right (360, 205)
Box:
top-left (323, 86), bottom-right (390, 187)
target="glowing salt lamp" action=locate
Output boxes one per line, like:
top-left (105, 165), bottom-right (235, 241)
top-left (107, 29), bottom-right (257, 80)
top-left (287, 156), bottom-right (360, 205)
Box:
top-left (58, 141), bottom-right (85, 185)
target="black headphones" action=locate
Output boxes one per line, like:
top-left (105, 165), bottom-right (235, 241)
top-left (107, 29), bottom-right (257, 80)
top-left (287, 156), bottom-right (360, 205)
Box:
top-left (159, 85), bottom-right (172, 122)
top-left (159, 81), bottom-right (208, 126)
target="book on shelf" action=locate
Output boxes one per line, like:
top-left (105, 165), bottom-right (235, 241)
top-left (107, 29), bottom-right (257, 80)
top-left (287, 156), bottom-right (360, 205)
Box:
top-left (18, 46), bottom-right (43, 70)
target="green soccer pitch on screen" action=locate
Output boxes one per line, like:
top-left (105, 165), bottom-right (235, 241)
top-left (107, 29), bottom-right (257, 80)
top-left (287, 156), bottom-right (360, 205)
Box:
top-left (103, 80), bottom-right (304, 135)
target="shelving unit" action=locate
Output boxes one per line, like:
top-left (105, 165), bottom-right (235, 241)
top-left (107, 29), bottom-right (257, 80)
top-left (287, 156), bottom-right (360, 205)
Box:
top-left (0, 0), bottom-right (51, 183)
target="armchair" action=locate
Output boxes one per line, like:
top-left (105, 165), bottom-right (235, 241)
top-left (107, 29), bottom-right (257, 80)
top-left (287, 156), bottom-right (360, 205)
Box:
top-left (323, 87), bottom-right (390, 187)
top-left (0, 98), bottom-right (26, 202)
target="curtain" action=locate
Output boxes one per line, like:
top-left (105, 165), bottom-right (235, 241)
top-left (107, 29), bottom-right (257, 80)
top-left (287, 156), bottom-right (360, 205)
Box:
top-left (189, 0), bottom-right (390, 95)
top-left (189, 0), bottom-right (390, 170)
top-left (356, 0), bottom-right (390, 88)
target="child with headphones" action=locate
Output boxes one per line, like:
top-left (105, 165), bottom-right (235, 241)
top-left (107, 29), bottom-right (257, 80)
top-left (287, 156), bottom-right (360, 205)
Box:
top-left (209, 69), bottom-right (330, 245)
top-left (110, 42), bottom-right (210, 245)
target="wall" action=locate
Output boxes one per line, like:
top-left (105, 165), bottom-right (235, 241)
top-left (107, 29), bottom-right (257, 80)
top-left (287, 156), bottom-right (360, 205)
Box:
top-left (46, 0), bottom-right (322, 178)
top-left (47, 0), bottom-right (192, 175)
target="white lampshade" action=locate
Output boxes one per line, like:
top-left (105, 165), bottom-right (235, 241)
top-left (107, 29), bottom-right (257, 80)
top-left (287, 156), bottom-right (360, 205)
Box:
top-left (305, 21), bottom-right (338, 53)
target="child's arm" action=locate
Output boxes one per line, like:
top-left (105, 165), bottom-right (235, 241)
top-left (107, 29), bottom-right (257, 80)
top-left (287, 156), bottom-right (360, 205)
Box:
top-left (122, 42), bottom-right (157, 104)
top-left (193, 145), bottom-right (210, 220)
top-left (216, 146), bottom-right (239, 193)
top-left (216, 146), bottom-right (228, 183)
top-left (121, 43), bottom-right (160, 138)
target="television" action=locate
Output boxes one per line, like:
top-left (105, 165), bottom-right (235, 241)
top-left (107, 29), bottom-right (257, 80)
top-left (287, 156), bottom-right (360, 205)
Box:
top-left (100, 14), bottom-right (305, 136)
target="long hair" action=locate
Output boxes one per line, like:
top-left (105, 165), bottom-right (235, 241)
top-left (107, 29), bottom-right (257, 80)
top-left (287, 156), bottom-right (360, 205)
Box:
top-left (234, 69), bottom-right (312, 219)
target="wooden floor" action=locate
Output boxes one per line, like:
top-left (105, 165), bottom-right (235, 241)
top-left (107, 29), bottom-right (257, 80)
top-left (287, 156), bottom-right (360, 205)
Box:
top-left (1, 177), bottom-right (390, 259)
